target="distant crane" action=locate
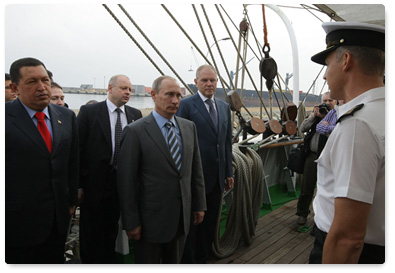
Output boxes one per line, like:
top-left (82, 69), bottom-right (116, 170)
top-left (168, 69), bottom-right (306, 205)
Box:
top-left (189, 46), bottom-right (200, 72)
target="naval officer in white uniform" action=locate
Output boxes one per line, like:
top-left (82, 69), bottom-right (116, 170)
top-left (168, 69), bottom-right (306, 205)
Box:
top-left (308, 21), bottom-right (385, 264)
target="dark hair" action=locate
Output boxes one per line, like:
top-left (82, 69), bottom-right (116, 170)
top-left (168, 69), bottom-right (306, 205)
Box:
top-left (9, 57), bottom-right (47, 85)
top-left (51, 81), bottom-right (62, 90)
top-left (5, 73), bottom-right (11, 81)
top-left (47, 70), bottom-right (53, 81)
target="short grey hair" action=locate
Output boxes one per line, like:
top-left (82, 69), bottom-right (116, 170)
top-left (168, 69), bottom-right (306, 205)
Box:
top-left (108, 74), bottom-right (130, 87)
top-left (195, 64), bottom-right (217, 79)
top-left (335, 46), bottom-right (385, 77)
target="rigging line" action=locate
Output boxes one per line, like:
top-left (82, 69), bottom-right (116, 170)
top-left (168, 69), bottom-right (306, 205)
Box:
top-left (298, 65), bottom-right (326, 109)
top-left (243, 4), bottom-right (263, 60)
top-left (102, 4), bottom-right (164, 76)
top-left (262, 4), bottom-right (269, 46)
top-left (300, 4), bottom-right (324, 23)
top-left (219, 4), bottom-right (261, 61)
top-left (276, 74), bottom-right (290, 121)
top-left (118, 4), bottom-right (193, 95)
top-left (201, 5), bottom-right (234, 91)
top-left (192, 4), bottom-right (229, 96)
top-left (216, 4), bottom-right (271, 118)
top-left (160, 4), bottom-right (232, 92)
top-left (275, 73), bottom-right (292, 101)
top-left (201, 4), bottom-right (235, 91)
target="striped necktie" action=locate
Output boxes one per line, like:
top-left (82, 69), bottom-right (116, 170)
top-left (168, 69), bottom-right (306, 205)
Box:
top-left (113, 108), bottom-right (122, 168)
top-left (35, 112), bottom-right (52, 153)
top-left (165, 121), bottom-right (182, 171)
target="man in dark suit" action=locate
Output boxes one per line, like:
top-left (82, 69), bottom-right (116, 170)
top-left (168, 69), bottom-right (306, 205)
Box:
top-left (77, 74), bottom-right (142, 263)
top-left (5, 57), bottom-right (79, 263)
top-left (177, 64), bottom-right (234, 263)
top-left (117, 75), bottom-right (206, 263)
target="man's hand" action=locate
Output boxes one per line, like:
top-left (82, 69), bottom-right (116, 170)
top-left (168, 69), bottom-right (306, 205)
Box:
top-left (193, 211), bottom-right (205, 225)
top-left (225, 177), bottom-right (234, 191)
top-left (78, 188), bottom-right (84, 205)
top-left (126, 226), bottom-right (142, 241)
top-left (69, 206), bottom-right (75, 216)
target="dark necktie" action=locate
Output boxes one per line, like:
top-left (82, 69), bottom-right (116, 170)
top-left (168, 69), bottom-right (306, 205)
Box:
top-left (35, 112), bottom-right (52, 153)
top-left (205, 99), bottom-right (218, 130)
top-left (165, 121), bottom-right (182, 171)
top-left (113, 108), bottom-right (122, 168)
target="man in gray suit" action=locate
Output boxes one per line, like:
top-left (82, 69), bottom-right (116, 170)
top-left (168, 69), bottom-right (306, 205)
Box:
top-left (117, 75), bottom-right (206, 263)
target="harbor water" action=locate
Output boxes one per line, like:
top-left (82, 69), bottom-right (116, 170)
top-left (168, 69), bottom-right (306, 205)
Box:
top-left (65, 93), bottom-right (154, 111)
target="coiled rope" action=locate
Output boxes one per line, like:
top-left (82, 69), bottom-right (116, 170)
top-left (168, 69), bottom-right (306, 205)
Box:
top-left (212, 145), bottom-right (265, 258)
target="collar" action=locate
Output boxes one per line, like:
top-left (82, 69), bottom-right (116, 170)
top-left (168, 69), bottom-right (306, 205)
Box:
top-left (152, 110), bottom-right (177, 129)
top-left (19, 99), bottom-right (51, 120)
top-left (197, 91), bottom-right (215, 104)
top-left (338, 87), bottom-right (385, 118)
top-left (106, 99), bottom-right (125, 113)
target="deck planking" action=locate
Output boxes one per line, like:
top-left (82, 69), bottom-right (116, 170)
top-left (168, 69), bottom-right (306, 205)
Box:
top-left (209, 199), bottom-right (315, 264)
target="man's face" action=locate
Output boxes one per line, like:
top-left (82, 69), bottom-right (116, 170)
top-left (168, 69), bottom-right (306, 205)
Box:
top-left (194, 67), bottom-right (218, 99)
top-left (323, 51), bottom-right (345, 101)
top-left (108, 76), bottom-right (132, 107)
top-left (10, 65), bottom-right (51, 111)
top-left (5, 79), bottom-right (16, 102)
top-left (50, 87), bottom-right (65, 106)
top-left (322, 93), bottom-right (337, 110)
top-left (152, 78), bottom-right (182, 120)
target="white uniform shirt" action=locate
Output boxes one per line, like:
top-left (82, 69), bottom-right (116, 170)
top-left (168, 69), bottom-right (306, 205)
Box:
top-left (313, 87), bottom-right (385, 246)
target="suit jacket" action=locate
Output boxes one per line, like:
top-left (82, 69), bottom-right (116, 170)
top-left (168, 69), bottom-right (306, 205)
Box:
top-left (5, 98), bottom-right (79, 248)
top-left (117, 113), bottom-right (206, 243)
top-left (77, 100), bottom-right (142, 207)
top-left (176, 93), bottom-right (233, 193)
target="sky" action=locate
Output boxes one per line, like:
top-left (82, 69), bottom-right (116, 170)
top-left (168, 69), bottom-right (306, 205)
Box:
top-left (1, 1), bottom-right (395, 271)
top-left (2, 1), bottom-right (340, 96)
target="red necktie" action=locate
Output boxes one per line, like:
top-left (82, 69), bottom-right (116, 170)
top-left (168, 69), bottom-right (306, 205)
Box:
top-left (35, 112), bottom-right (52, 153)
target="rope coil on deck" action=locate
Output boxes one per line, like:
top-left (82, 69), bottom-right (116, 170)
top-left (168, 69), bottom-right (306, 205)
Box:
top-left (212, 145), bottom-right (265, 258)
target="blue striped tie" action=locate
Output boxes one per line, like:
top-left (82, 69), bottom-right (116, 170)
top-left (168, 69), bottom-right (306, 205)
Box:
top-left (166, 121), bottom-right (182, 171)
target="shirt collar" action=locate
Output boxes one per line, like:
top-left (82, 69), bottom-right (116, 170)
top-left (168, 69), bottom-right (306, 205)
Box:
top-left (197, 90), bottom-right (215, 103)
top-left (338, 87), bottom-right (385, 117)
top-left (19, 99), bottom-right (50, 120)
top-left (152, 110), bottom-right (177, 129)
top-left (106, 99), bottom-right (125, 113)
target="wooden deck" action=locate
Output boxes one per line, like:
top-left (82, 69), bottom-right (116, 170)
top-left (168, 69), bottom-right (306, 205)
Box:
top-left (209, 199), bottom-right (315, 264)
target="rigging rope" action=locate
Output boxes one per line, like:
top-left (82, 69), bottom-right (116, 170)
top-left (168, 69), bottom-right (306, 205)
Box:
top-left (117, 4), bottom-right (194, 95)
top-left (212, 146), bottom-right (265, 258)
top-left (200, 5), bottom-right (235, 91)
top-left (216, 4), bottom-right (271, 118)
top-left (262, 5), bottom-right (269, 47)
top-left (102, 4), bottom-right (164, 75)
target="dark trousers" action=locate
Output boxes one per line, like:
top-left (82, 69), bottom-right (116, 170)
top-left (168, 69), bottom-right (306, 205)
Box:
top-left (309, 224), bottom-right (385, 264)
top-left (79, 170), bottom-right (120, 264)
top-left (134, 232), bottom-right (186, 264)
top-left (6, 220), bottom-right (66, 264)
top-left (181, 183), bottom-right (222, 263)
top-left (297, 151), bottom-right (318, 217)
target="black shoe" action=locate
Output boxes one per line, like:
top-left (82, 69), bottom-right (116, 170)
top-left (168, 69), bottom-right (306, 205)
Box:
top-left (297, 216), bottom-right (307, 225)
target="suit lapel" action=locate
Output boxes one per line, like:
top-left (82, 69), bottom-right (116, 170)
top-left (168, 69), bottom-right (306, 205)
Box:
top-left (48, 104), bottom-right (63, 155)
top-left (10, 99), bottom-right (50, 157)
top-left (215, 100), bottom-right (224, 138)
top-left (125, 106), bottom-right (136, 124)
top-left (98, 101), bottom-right (112, 148)
top-left (144, 113), bottom-right (177, 171)
top-left (175, 116), bottom-right (189, 174)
